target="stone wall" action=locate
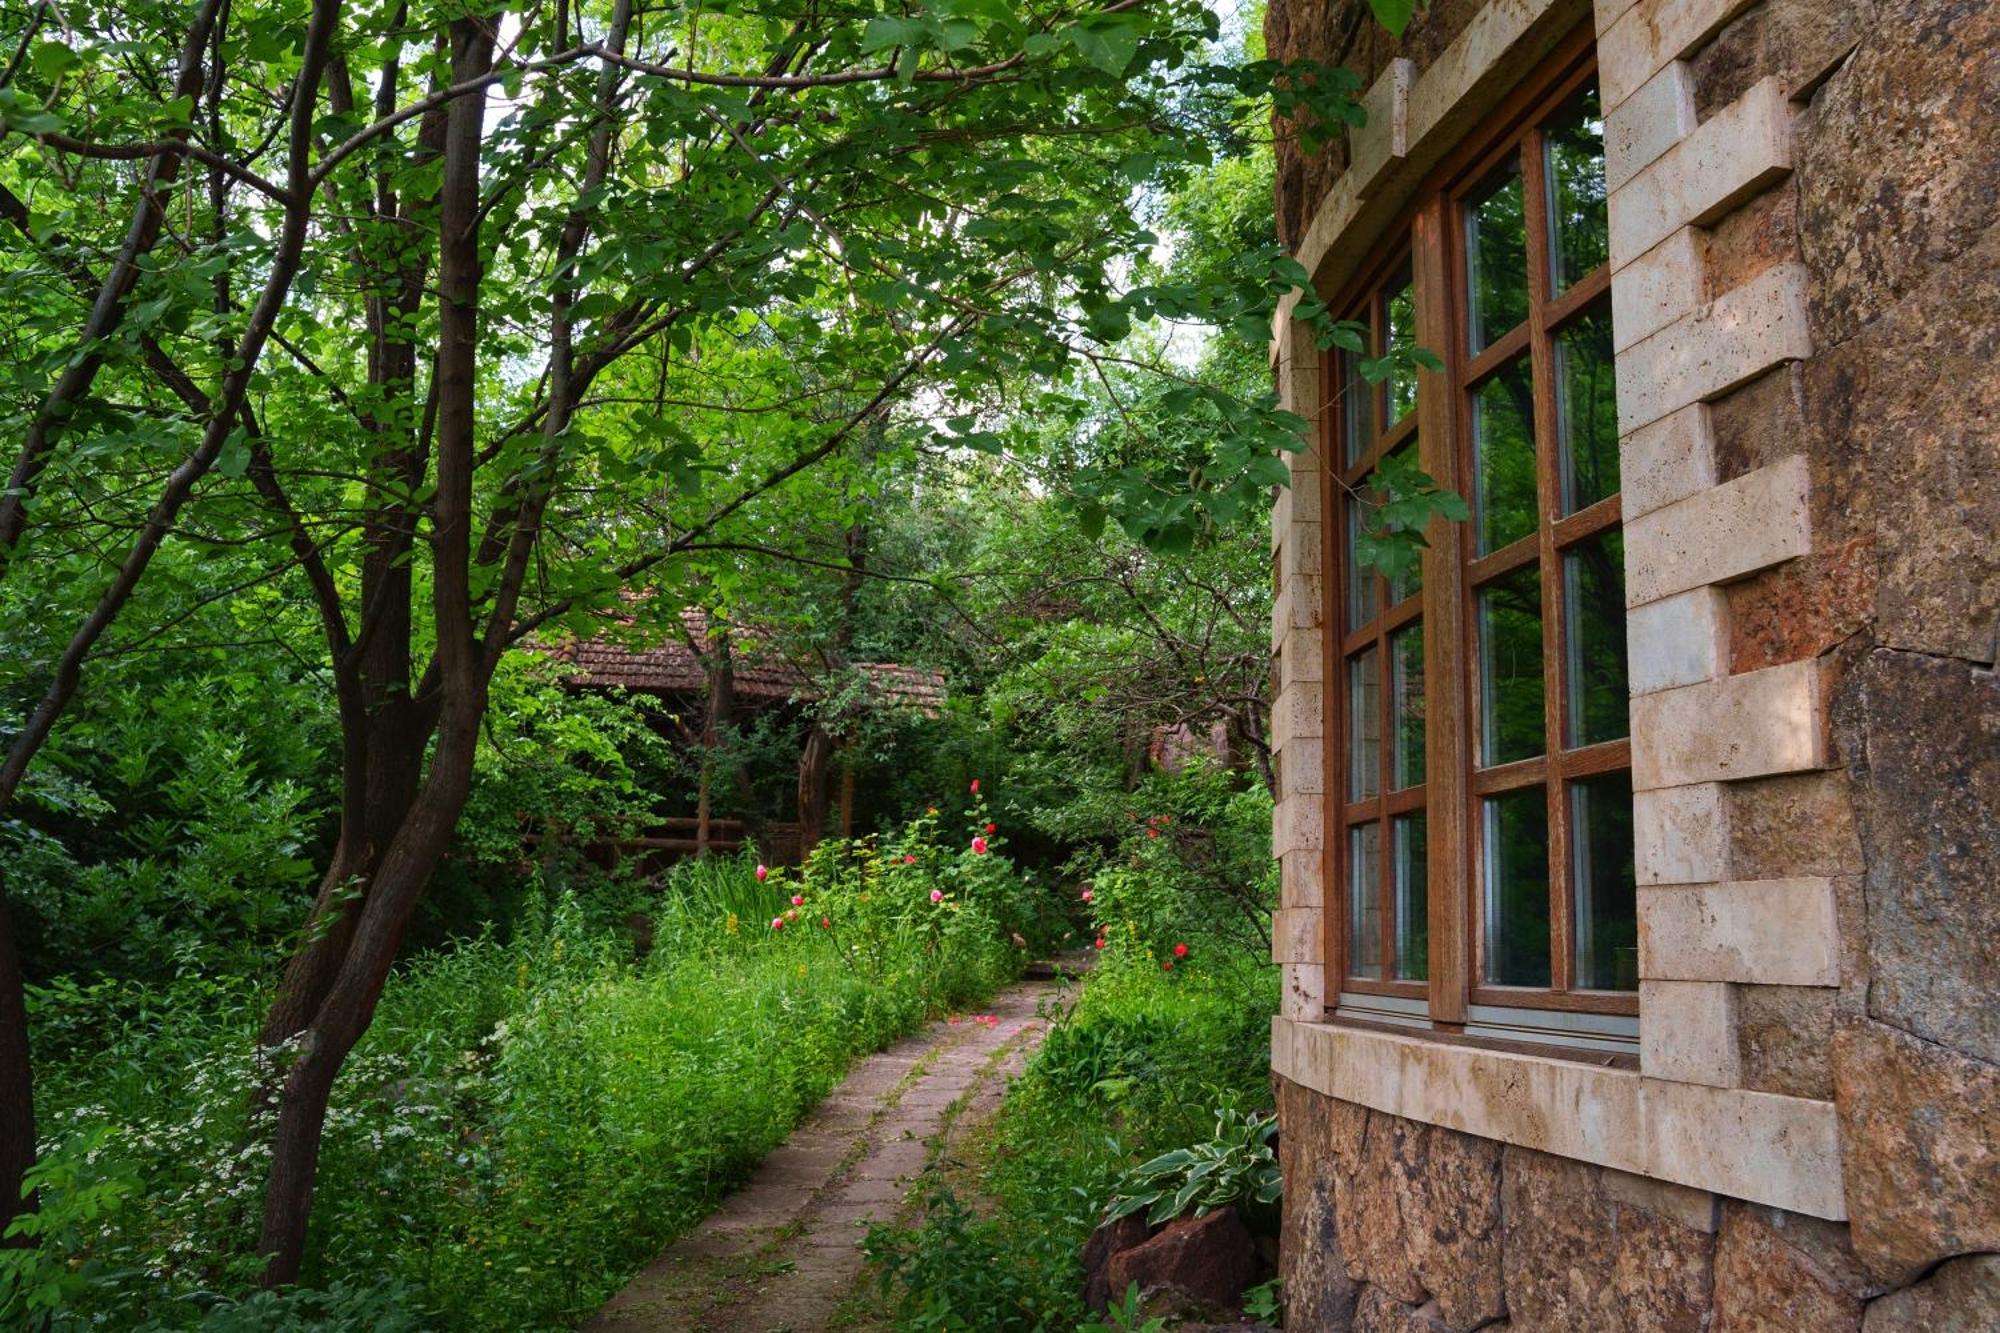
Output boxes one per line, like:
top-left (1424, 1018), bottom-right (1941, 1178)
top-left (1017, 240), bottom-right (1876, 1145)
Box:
top-left (1267, 0), bottom-right (1998, 1326)
top-left (1278, 1074), bottom-right (2000, 1331)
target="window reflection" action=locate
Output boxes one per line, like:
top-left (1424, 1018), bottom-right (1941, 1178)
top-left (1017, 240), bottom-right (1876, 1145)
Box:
top-left (1556, 304), bottom-right (1619, 514)
top-left (1386, 266), bottom-right (1418, 422)
top-left (1345, 495), bottom-right (1377, 631)
top-left (1478, 565), bottom-right (1544, 767)
top-left (1571, 773), bottom-right (1637, 991)
top-left (1340, 350), bottom-right (1375, 467)
top-left (1392, 623), bottom-right (1425, 789)
top-left (1394, 813), bottom-right (1429, 981)
top-left (1563, 531), bottom-right (1628, 747)
top-left (1348, 646), bottom-right (1381, 802)
top-left (1466, 163), bottom-right (1528, 352)
top-left (1473, 358), bottom-right (1537, 555)
top-left (1545, 83), bottom-right (1609, 292)
top-left (1483, 788), bottom-right (1551, 987)
top-left (1350, 823), bottom-right (1383, 979)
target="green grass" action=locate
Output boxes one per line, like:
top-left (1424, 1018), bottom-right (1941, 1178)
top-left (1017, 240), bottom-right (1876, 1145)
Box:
top-left (25, 843), bottom-right (1034, 1330)
top-left (864, 945), bottom-right (1278, 1331)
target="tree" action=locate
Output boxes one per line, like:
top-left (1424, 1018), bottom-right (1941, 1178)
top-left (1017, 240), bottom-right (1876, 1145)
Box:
top-left (0, 0), bottom-right (1421, 1284)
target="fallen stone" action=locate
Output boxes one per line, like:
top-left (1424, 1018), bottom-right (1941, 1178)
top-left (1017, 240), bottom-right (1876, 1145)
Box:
top-left (1106, 1205), bottom-right (1258, 1320)
top-left (1082, 1212), bottom-right (1152, 1314)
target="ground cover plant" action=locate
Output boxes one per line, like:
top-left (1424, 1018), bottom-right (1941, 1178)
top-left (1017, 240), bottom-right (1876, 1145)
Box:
top-left (864, 768), bottom-right (1279, 1331)
top-left (10, 812), bottom-right (1039, 1330)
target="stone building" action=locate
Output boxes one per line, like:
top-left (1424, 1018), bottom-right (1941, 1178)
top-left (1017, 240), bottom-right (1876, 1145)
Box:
top-left (1262, 0), bottom-right (1996, 1327)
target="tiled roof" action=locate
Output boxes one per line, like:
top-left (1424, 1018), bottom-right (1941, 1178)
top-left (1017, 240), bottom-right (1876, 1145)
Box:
top-left (541, 608), bottom-right (945, 711)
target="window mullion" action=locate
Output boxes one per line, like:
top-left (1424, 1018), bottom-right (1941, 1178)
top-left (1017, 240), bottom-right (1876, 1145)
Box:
top-left (1521, 130), bottom-right (1575, 997)
top-left (1411, 197), bottom-right (1467, 1027)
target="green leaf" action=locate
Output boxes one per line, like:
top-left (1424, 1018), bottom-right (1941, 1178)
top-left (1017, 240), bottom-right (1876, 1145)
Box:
top-left (216, 429), bottom-right (252, 479)
top-left (1368, 0), bottom-right (1419, 36)
top-left (30, 41), bottom-right (82, 79)
top-left (1064, 21), bottom-right (1139, 76)
top-left (861, 17), bottom-right (925, 53)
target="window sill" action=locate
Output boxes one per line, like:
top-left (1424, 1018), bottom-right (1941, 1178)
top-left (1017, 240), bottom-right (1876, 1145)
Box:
top-left (1272, 1013), bottom-right (1846, 1220)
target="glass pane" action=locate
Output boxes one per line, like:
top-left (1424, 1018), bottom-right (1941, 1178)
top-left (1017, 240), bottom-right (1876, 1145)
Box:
top-left (1478, 564), bottom-right (1545, 767)
top-left (1385, 443), bottom-right (1423, 604)
top-left (1394, 813), bottom-right (1428, 981)
top-left (1545, 82), bottom-right (1609, 292)
top-left (1340, 350), bottom-right (1375, 467)
top-left (1386, 267), bottom-right (1418, 423)
top-left (1345, 495), bottom-right (1378, 631)
top-left (1482, 788), bottom-right (1551, 987)
top-left (1564, 532), bottom-right (1628, 747)
top-left (1572, 772), bottom-right (1638, 991)
top-left (1472, 357), bottom-right (1537, 555)
top-left (1466, 162), bottom-right (1528, 353)
top-left (1349, 822), bottom-right (1383, 980)
top-left (1348, 646), bottom-right (1381, 802)
top-left (1392, 623), bottom-right (1425, 789)
top-left (1556, 303), bottom-right (1619, 513)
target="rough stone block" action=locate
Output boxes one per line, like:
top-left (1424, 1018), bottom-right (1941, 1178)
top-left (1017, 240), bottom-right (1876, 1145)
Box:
top-left (1607, 61), bottom-right (1697, 193)
top-left (1335, 1111), bottom-right (1428, 1302)
top-left (1713, 1202), bottom-right (1868, 1332)
top-left (1600, 0), bottom-right (1758, 108)
top-left (1272, 907), bottom-right (1322, 965)
top-left (1862, 1254), bottom-right (2000, 1332)
top-left (1610, 77), bottom-right (1793, 269)
top-left (1629, 659), bottom-right (1825, 790)
top-left (1602, 1167), bottom-right (1720, 1234)
top-left (1617, 260), bottom-right (1812, 435)
top-left (1624, 452), bottom-right (1811, 608)
top-left (1627, 585), bottom-right (1728, 694)
top-left (1349, 59), bottom-right (1412, 198)
top-left (1634, 782), bottom-right (1730, 886)
top-left (1502, 1145), bottom-right (1716, 1332)
top-left (1621, 403), bottom-right (1718, 519)
top-left (1641, 980), bottom-right (1741, 1087)
top-left (1638, 878), bottom-right (1839, 986)
top-left (1726, 537), bottom-right (1875, 673)
top-left (1721, 770), bottom-right (1863, 880)
top-left (1276, 1077), bottom-right (1362, 1329)
top-left (1614, 227), bottom-right (1707, 353)
top-left (1833, 1017), bottom-right (2000, 1283)
top-left (1736, 984), bottom-right (1835, 1101)
top-left (1689, 0), bottom-right (1863, 119)
top-left (1390, 1119), bottom-right (1505, 1328)
top-left (1831, 643), bottom-right (2000, 1065)
top-left (1642, 1077), bottom-right (1846, 1219)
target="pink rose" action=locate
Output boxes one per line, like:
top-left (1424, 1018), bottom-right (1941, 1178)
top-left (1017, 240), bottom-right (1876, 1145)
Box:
top-left (755, 864), bottom-right (769, 882)
top-left (930, 889), bottom-right (944, 903)
top-left (971, 836), bottom-right (988, 854)
top-left (771, 917), bottom-right (784, 930)
top-left (791, 894), bottom-right (804, 907)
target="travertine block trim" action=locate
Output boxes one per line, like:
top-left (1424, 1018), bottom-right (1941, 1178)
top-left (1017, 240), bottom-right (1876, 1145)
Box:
top-left (1280, 965), bottom-right (1325, 1020)
top-left (1272, 907), bottom-right (1323, 964)
top-left (1617, 257), bottom-right (1812, 435)
top-left (1274, 1016), bottom-right (1846, 1218)
top-left (1280, 851), bottom-right (1321, 909)
top-left (1605, 61), bottom-right (1696, 192)
top-left (1630, 659), bottom-right (1825, 789)
top-left (1640, 979), bottom-right (1741, 1087)
top-left (1609, 77), bottom-right (1793, 272)
top-left (1277, 627), bottom-right (1325, 685)
top-left (1277, 518), bottom-right (1322, 581)
top-left (1271, 794), bottom-right (1325, 858)
top-left (1598, 0), bottom-right (1758, 108)
top-left (1627, 585), bottom-right (1728, 695)
top-left (1638, 878), bottom-right (1840, 985)
top-left (1349, 59), bottom-right (1412, 198)
top-left (1623, 452), bottom-right (1811, 607)
top-left (1619, 403), bottom-right (1717, 519)
top-left (1612, 228), bottom-right (1706, 353)
top-left (1633, 783), bottom-right (1729, 886)
top-left (1271, 687), bottom-right (1324, 755)
top-left (1602, 1166), bottom-right (1720, 1233)
top-left (1277, 738), bottom-right (1325, 799)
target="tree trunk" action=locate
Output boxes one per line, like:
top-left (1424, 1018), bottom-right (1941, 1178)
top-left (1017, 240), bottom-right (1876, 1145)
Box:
top-left (796, 722), bottom-right (835, 853)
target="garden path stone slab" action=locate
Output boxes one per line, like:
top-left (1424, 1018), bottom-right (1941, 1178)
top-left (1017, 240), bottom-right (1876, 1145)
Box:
top-left (583, 970), bottom-right (1074, 1332)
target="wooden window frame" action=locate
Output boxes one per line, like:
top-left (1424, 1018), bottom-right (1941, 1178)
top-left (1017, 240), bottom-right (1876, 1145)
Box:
top-left (1322, 28), bottom-right (1636, 1030)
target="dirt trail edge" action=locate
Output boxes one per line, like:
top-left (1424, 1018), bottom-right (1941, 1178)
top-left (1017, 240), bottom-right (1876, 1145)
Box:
top-left (585, 963), bottom-right (1081, 1332)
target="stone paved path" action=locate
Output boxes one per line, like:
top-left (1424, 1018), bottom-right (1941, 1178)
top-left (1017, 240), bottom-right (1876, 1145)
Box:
top-left (584, 966), bottom-right (1079, 1333)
